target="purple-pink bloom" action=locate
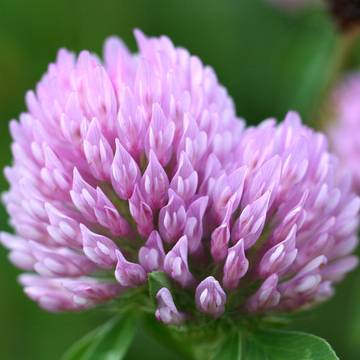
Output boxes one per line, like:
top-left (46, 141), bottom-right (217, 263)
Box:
top-left (155, 287), bottom-right (185, 325)
top-left (138, 230), bottom-right (165, 272)
top-left (164, 236), bottom-right (195, 288)
top-left (115, 249), bottom-right (147, 288)
top-left (222, 239), bottom-right (249, 290)
top-left (195, 276), bottom-right (226, 318)
top-left (0, 31), bottom-right (358, 324)
top-left (247, 274), bottom-right (281, 313)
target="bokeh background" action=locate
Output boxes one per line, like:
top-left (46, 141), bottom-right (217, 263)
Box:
top-left (1, 0), bottom-right (360, 359)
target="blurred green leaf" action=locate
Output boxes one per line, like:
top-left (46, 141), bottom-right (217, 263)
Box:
top-left (212, 332), bottom-right (242, 360)
top-left (245, 329), bottom-right (339, 360)
top-left (62, 313), bottom-right (137, 360)
top-left (141, 314), bottom-right (192, 360)
top-left (210, 328), bottom-right (338, 360)
top-left (61, 327), bottom-right (98, 359)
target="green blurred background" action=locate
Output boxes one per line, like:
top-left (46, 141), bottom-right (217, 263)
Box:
top-left (1, 0), bottom-right (360, 359)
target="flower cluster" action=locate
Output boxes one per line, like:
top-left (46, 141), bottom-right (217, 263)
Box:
top-left (1, 31), bottom-right (359, 324)
top-left (330, 73), bottom-right (360, 193)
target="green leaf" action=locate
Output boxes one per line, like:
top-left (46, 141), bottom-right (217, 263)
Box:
top-left (244, 329), bottom-right (339, 360)
top-left (62, 313), bottom-right (137, 360)
top-left (212, 332), bottom-right (242, 360)
top-left (148, 271), bottom-right (171, 299)
top-left (61, 327), bottom-right (100, 359)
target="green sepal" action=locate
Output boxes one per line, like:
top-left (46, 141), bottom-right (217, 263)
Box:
top-left (148, 271), bottom-right (172, 300)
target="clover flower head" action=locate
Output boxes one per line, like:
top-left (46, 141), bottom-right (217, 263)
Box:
top-left (1, 31), bottom-right (358, 325)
